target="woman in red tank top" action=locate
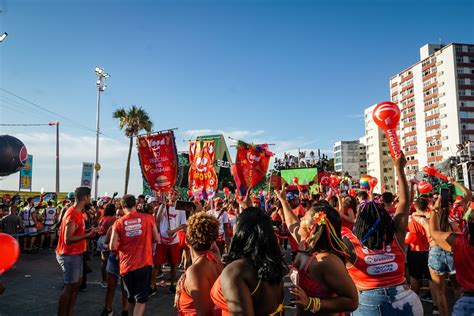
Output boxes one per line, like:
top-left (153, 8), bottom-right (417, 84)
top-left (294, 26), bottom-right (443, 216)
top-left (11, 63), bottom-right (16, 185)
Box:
top-left (175, 212), bottom-right (223, 316)
top-left (210, 207), bottom-right (287, 315)
top-left (419, 196), bottom-right (474, 316)
top-left (342, 152), bottom-right (423, 316)
top-left (275, 188), bottom-right (358, 315)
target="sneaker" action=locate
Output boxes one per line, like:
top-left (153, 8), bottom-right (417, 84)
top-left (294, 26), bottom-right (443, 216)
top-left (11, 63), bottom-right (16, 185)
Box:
top-left (169, 285), bottom-right (176, 294)
top-left (156, 273), bottom-right (164, 279)
top-left (100, 308), bottom-right (113, 316)
top-left (432, 306), bottom-right (440, 315)
top-left (149, 287), bottom-right (157, 297)
top-left (101, 282), bottom-right (107, 289)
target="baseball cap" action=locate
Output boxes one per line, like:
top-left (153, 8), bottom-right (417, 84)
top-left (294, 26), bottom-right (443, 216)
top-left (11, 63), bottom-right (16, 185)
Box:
top-left (147, 197), bottom-right (157, 203)
top-left (286, 192), bottom-right (298, 201)
top-left (66, 192), bottom-right (75, 199)
top-left (252, 197), bottom-right (261, 203)
top-left (214, 197), bottom-right (224, 204)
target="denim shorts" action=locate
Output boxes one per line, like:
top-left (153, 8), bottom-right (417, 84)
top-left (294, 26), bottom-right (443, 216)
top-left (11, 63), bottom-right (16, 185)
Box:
top-left (453, 295), bottom-right (474, 316)
top-left (428, 246), bottom-right (456, 275)
top-left (106, 252), bottom-right (120, 277)
top-left (352, 285), bottom-right (423, 316)
top-left (56, 254), bottom-right (83, 284)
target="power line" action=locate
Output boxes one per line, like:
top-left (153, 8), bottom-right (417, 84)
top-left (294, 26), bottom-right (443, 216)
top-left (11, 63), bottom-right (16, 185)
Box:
top-left (0, 88), bottom-right (125, 143)
top-left (0, 123), bottom-right (50, 126)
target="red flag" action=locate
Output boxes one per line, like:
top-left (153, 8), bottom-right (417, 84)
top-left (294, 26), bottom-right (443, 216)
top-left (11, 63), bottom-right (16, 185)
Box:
top-left (233, 141), bottom-right (272, 195)
top-left (189, 140), bottom-right (218, 199)
top-left (137, 131), bottom-right (178, 193)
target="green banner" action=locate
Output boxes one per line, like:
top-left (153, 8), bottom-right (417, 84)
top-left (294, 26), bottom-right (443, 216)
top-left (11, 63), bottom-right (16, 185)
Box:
top-left (281, 168), bottom-right (318, 190)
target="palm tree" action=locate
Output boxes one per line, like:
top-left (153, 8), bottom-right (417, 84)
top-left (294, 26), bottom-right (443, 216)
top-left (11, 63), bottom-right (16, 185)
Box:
top-left (113, 105), bottom-right (153, 194)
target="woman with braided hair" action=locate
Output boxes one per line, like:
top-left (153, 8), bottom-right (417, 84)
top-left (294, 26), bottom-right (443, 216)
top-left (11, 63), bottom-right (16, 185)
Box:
top-left (341, 152), bottom-right (423, 315)
top-left (275, 188), bottom-right (358, 315)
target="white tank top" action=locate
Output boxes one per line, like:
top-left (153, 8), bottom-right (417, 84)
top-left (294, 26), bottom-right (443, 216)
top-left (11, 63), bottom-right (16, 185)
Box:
top-left (44, 207), bottom-right (57, 225)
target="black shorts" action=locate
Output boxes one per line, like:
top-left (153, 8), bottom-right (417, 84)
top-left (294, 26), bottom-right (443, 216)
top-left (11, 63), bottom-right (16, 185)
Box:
top-left (407, 250), bottom-right (431, 281)
top-left (122, 266), bottom-right (152, 304)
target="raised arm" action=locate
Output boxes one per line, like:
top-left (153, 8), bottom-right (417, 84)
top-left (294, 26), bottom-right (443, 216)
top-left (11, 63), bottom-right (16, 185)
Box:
top-left (448, 177), bottom-right (472, 210)
top-left (392, 152), bottom-right (409, 243)
top-left (275, 187), bottom-right (302, 245)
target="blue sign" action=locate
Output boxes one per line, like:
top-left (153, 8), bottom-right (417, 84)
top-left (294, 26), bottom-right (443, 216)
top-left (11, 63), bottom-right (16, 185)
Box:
top-left (81, 162), bottom-right (94, 188)
top-left (19, 154), bottom-right (33, 191)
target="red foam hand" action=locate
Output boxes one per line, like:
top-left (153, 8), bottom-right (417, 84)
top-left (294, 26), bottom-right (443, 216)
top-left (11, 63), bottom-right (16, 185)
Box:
top-left (372, 102), bottom-right (401, 158)
top-left (369, 177), bottom-right (378, 189)
top-left (329, 175), bottom-right (340, 187)
top-left (417, 181), bottom-right (433, 194)
top-left (423, 166), bottom-right (448, 181)
top-left (320, 176), bottom-right (330, 187)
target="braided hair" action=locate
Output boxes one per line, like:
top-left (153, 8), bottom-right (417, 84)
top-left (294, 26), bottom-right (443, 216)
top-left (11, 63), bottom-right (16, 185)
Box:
top-left (353, 201), bottom-right (395, 250)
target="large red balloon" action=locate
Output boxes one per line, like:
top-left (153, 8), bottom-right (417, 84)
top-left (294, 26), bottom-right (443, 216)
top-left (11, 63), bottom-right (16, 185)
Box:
top-left (418, 181), bottom-right (433, 194)
top-left (372, 102), bottom-right (401, 157)
top-left (0, 135), bottom-right (28, 177)
top-left (329, 175), bottom-right (340, 187)
top-left (369, 177), bottom-right (378, 189)
top-left (0, 233), bottom-right (20, 274)
top-left (187, 190), bottom-right (194, 197)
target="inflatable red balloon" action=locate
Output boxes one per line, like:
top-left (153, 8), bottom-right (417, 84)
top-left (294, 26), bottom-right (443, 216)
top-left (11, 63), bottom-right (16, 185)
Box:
top-left (372, 102), bottom-right (401, 158)
top-left (369, 177), bottom-right (378, 189)
top-left (320, 176), bottom-right (330, 187)
top-left (0, 233), bottom-right (20, 274)
top-left (258, 190), bottom-right (263, 195)
top-left (418, 181), bottom-right (433, 194)
top-left (223, 187), bottom-right (230, 194)
top-left (293, 177), bottom-right (299, 185)
top-left (348, 189), bottom-right (357, 197)
top-left (187, 190), bottom-right (194, 197)
top-left (329, 175), bottom-right (340, 187)
top-left (423, 166), bottom-right (448, 181)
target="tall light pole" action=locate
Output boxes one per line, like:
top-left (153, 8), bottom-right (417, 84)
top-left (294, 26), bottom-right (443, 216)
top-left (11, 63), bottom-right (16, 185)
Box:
top-left (94, 67), bottom-right (110, 200)
top-left (48, 121), bottom-right (60, 196)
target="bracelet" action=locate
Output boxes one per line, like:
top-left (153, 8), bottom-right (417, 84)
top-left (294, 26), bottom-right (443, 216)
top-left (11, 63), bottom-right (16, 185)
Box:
top-left (304, 297), bottom-right (313, 311)
top-left (311, 297), bottom-right (321, 313)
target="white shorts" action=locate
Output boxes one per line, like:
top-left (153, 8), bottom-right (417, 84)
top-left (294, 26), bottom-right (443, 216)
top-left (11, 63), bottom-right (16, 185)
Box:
top-left (43, 225), bottom-right (55, 233)
top-left (24, 227), bottom-right (38, 236)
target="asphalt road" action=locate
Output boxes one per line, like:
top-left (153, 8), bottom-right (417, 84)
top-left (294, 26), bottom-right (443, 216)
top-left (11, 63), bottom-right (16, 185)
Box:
top-left (0, 248), bottom-right (449, 315)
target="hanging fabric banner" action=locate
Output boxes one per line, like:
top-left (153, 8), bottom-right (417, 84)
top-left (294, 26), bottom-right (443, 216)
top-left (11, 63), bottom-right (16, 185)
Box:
top-left (137, 131), bottom-right (178, 193)
top-left (188, 140), bottom-right (218, 199)
top-left (233, 141), bottom-right (273, 195)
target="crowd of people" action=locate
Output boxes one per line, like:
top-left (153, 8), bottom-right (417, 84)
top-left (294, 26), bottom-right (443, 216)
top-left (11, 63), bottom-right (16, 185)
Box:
top-left (0, 150), bottom-right (473, 316)
top-left (273, 151), bottom-right (330, 170)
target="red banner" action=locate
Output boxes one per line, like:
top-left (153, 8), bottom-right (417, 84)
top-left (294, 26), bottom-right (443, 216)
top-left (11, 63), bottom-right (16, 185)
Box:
top-left (137, 131), bottom-right (178, 193)
top-left (189, 140), bottom-right (218, 199)
top-left (233, 141), bottom-right (272, 195)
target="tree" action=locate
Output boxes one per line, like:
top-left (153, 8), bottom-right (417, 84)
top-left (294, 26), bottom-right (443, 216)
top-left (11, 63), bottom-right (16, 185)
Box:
top-left (113, 105), bottom-right (153, 194)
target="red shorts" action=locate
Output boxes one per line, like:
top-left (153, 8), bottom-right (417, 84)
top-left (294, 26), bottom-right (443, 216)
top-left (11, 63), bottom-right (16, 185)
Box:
top-left (154, 243), bottom-right (180, 266)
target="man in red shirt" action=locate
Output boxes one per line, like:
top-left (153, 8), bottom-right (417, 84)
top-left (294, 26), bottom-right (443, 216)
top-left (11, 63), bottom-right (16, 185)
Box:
top-left (56, 187), bottom-right (97, 316)
top-left (111, 194), bottom-right (159, 316)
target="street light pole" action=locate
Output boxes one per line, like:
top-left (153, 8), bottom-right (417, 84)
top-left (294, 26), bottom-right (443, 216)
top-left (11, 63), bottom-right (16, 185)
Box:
top-left (94, 67), bottom-right (109, 200)
top-left (48, 121), bottom-right (60, 197)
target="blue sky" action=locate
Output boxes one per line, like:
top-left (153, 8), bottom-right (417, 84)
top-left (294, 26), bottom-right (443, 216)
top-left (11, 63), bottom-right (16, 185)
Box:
top-left (0, 0), bottom-right (473, 195)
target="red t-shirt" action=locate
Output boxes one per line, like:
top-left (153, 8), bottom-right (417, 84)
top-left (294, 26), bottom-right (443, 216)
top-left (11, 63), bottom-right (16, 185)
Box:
top-left (453, 233), bottom-right (474, 290)
top-left (98, 216), bottom-right (116, 236)
top-left (406, 215), bottom-right (430, 252)
top-left (56, 206), bottom-right (87, 256)
top-left (342, 227), bottom-right (406, 290)
top-left (113, 212), bottom-right (154, 275)
top-left (341, 207), bottom-right (354, 230)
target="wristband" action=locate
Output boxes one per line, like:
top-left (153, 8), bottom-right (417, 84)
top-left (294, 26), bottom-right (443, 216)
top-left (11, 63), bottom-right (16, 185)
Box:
top-left (311, 297), bottom-right (321, 313)
top-left (304, 297), bottom-right (313, 311)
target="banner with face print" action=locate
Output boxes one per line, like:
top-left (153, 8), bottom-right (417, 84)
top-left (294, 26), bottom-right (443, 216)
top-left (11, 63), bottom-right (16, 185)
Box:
top-left (137, 131), bottom-right (178, 193)
top-left (188, 140), bottom-right (218, 199)
top-left (233, 141), bottom-right (273, 195)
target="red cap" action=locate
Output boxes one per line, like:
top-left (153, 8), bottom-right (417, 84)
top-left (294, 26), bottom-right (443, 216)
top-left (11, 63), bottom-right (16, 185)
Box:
top-left (214, 197), bottom-right (223, 204)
